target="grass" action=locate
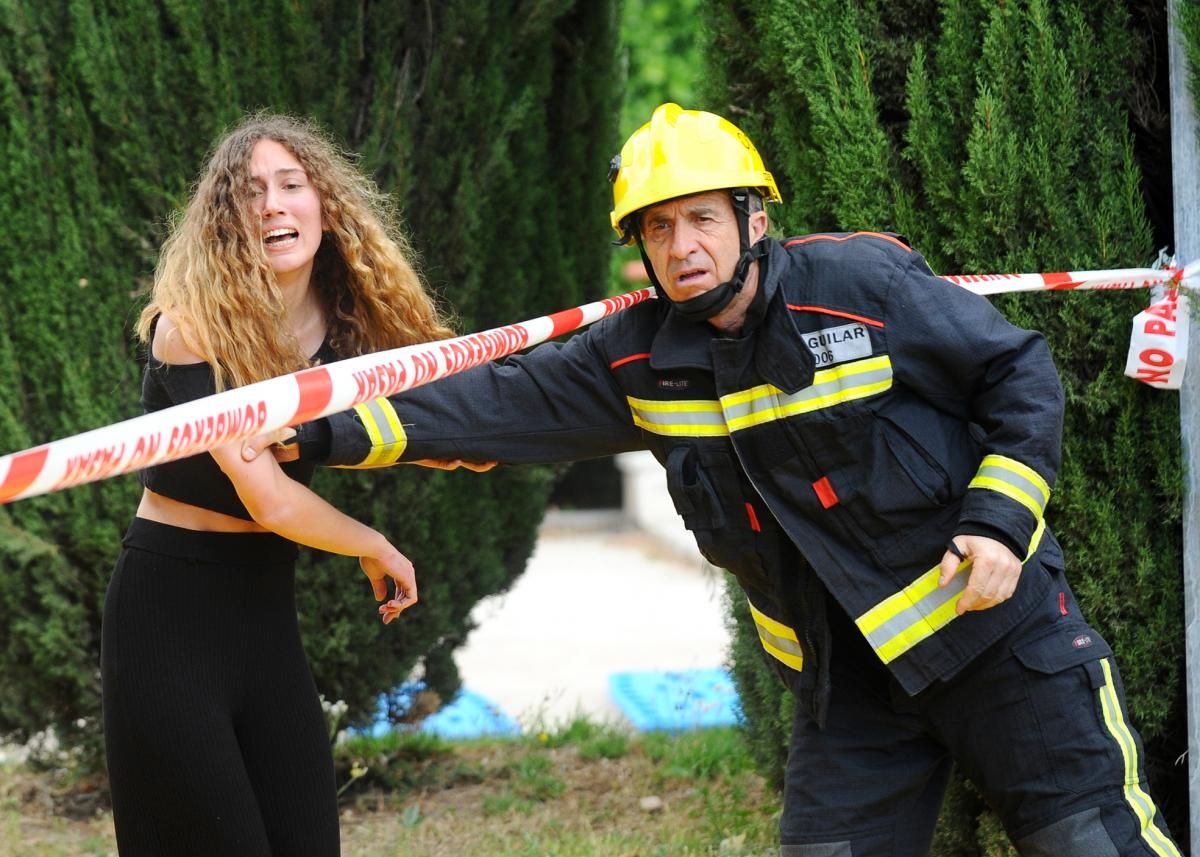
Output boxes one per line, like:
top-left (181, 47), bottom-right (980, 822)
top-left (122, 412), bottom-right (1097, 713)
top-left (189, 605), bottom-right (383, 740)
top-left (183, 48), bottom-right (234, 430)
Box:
top-left (335, 718), bottom-right (779, 856)
top-left (0, 718), bottom-right (781, 856)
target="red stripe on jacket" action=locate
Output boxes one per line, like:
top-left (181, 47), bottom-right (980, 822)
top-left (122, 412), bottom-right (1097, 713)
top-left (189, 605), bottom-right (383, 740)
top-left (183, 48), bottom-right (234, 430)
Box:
top-left (610, 352), bottom-right (652, 370)
top-left (784, 231), bottom-right (912, 252)
top-left (787, 305), bottom-right (885, 329)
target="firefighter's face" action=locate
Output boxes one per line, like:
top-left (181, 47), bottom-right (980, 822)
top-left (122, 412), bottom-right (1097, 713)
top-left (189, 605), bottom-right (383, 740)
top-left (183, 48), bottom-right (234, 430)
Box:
top-left (639, 191), bottom-right (766, 306)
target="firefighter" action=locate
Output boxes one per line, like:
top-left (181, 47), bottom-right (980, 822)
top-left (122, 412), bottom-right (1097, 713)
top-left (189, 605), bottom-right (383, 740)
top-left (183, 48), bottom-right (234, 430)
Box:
top-left (254, 103), bottom-right (1181, 856)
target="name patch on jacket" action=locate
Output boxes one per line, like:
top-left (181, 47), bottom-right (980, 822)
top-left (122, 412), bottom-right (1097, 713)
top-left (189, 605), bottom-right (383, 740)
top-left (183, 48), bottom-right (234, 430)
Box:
top-left (804, 323), bottom-right (872, 367)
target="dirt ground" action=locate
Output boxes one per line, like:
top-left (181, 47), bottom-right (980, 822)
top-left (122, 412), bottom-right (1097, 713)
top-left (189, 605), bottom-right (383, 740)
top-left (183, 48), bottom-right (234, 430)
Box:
top-left (1, 741), bottom-right (778, 857)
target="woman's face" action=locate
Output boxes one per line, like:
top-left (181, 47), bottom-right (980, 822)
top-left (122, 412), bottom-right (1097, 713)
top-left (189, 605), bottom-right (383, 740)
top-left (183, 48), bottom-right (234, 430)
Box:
top-left (248, 139), bottom-right (325, 291)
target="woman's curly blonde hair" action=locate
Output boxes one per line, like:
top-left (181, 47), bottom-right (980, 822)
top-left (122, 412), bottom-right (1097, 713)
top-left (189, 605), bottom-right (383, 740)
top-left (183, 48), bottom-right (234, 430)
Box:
top-left (137, 113), bottom-right (454, 390)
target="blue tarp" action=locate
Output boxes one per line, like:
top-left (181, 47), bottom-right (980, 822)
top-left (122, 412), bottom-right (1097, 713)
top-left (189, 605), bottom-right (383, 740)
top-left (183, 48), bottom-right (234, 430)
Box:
top-left (608, 667), bottom-right (741, 731)
top-left (360, 684), bottom-right (520, 740)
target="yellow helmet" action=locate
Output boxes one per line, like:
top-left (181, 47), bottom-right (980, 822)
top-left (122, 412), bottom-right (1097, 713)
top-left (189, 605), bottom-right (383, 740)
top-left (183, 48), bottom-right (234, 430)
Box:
top-left (609, 103), bottom-right (782, 243)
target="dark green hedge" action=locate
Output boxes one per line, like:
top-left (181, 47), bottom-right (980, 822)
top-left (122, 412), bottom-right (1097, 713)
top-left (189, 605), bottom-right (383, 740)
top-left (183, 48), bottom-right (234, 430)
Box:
top-left (702, 0), bottom-right (1187, 850)
top-left (0, 0), bottom-right (619, 768)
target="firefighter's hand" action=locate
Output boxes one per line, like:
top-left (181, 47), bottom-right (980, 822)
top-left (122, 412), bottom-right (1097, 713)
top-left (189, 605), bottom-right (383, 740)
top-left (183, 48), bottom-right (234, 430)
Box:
top-left (938, 535), bottom-right (1021, 616)
top-left (407, 459), bottom-right (497, 473)
top-left (241, 428), bottom-right (299, 463)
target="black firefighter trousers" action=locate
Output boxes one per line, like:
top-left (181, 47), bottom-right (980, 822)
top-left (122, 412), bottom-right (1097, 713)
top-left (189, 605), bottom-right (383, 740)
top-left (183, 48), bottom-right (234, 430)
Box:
top-left (779, 584), bottom-right (1181, 857)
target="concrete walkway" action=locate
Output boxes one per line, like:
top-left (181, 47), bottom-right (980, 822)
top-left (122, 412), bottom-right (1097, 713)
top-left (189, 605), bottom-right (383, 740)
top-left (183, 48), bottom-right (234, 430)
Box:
top-left (454, 509), bottom-right (732, 730)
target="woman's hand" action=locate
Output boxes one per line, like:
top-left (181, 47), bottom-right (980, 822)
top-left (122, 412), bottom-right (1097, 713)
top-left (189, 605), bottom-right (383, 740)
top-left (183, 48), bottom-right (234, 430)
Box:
top-left (359, 548), bottom-right (418, 624)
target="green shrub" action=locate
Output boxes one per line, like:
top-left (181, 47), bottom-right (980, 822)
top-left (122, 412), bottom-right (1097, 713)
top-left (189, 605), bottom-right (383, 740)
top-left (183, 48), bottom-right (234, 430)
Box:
top-left (0, 0), bottom-right (619, 769)
top-left (702, 0), bottom-right (1185, 849)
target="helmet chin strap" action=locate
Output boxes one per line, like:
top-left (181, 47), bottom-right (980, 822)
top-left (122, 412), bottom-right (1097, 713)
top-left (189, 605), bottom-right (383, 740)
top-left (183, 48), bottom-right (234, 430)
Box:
top-left (633, 188), bottom-right (763, 324)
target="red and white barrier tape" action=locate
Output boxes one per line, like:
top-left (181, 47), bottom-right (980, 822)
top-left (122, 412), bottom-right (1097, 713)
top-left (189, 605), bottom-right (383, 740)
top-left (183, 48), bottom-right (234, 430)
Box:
top-left (943, 260), bottom-right (1198, 390)
top-left (942, 265), bottom-right (1189, 296)
top-left (0, 288), bottom-right (653, 505)
top-left (0, 259), bottom-right (1195, 505)
top-left (1124, 286), bottom-right (1190, 388)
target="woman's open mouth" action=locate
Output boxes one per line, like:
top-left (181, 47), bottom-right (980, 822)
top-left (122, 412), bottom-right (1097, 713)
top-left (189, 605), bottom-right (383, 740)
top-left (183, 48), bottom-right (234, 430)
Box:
top-left (263, 228), bottom-right (299, 249)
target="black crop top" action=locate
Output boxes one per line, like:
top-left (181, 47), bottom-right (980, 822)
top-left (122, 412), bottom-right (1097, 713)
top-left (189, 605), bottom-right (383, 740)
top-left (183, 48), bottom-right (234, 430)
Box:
top-left (139, 339), bottom-right (338, 520)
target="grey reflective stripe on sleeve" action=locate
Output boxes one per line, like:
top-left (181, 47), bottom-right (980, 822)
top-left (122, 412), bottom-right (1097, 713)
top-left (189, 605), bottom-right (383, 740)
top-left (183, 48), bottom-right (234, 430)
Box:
top-left (352, 397), bottom-right (407, 466)
top-left (720, 356), bottom-right (892, 433)
top-left (858, 520), bottom-right (1046, 664)
top-left (968, 454), bottom-right (1050, 519)
top-left (857, 573), bottom-right (968, 664)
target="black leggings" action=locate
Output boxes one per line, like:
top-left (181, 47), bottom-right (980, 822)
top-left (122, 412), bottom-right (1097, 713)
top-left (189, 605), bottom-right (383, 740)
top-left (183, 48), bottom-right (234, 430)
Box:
top-left (102, 518), bottom-right (338, 856)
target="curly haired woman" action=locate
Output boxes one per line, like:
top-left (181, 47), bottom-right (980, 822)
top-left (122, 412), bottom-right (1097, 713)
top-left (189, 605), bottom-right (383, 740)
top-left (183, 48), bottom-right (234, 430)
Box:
top-left (103, 114), bottom-right (453, 856)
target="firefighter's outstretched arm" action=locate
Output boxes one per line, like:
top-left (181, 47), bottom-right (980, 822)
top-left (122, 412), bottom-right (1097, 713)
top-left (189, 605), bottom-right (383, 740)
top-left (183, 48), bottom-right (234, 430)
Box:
top-left (248, 322), bottom-right (646, 469)
top-left (241, 433), bottom-right (496, 471)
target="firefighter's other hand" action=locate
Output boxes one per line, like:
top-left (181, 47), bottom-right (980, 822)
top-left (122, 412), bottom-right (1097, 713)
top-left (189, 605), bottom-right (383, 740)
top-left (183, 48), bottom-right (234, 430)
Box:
top-left (938, 535), bottom-right (1021, 616)
top-left (407, 459), bottom-right (497, 473)
top-left (241, 428), bottom-right (299, 463)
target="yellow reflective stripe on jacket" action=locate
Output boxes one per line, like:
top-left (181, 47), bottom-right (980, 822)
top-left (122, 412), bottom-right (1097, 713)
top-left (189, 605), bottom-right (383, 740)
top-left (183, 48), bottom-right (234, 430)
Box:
top-left (968, 454), bottom-right (1051, 520)
top-left (1097, 658), bottom-right (1182, 857)
top-left (856, 518), bottom-right (1046, 664)
top-left (719, 355), bottom-right (892, 433)
top-left (748, 601), bottom-right (804, 672)
top-left (626, 355), bottom-right (891, 437)
top-left (353, 397), bottom-right (407, 466)
top-left (627, 396), bottom-right (729, 437)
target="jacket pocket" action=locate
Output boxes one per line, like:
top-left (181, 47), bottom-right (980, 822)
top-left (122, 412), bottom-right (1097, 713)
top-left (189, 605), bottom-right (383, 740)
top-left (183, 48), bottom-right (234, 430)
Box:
top-left (664, 443), bottom-right (756, 571)
top-left (877, 413), bottom-right (950, 506)
top-left (809, 419), bottom-right (948, 542)
top-left (665, 444), bottom-right (725, 528)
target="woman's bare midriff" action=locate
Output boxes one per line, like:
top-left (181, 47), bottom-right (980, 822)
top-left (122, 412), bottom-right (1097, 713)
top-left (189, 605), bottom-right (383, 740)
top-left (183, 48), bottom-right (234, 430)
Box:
top-left (136, 488), bottom-right (269, 533)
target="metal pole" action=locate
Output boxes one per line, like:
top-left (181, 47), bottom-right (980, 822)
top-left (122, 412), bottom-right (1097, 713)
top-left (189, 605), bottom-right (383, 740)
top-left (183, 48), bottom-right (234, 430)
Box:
top-left (1168, 1), bottom-right (1200, 851)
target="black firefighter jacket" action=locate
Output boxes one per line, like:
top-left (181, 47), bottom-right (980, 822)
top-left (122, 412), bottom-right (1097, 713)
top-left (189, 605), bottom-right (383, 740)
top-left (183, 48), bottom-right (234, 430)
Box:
top-left (321, 232), bottom-right (1067, 718)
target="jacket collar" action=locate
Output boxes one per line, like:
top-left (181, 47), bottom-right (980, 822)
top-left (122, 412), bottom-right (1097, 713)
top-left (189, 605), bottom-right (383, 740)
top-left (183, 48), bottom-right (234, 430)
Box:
top-left (648, 300), bottom-right (716, 372)
top-left (645, 238), bottom-right (814, 393)
top-left (647, 237), bottom-right (781, 372)
top-left (753, 239), bottom-right (814, 394)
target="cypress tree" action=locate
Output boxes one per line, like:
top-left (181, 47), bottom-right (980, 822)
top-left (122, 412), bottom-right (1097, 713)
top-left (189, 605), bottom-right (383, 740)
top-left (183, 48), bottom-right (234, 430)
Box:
top-left (1181, 0), bottom-right (1200, 112)
top-left (701, 0), bottom-right (1184, 850)
top-left (0, 0), bottom-right (619, 767)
